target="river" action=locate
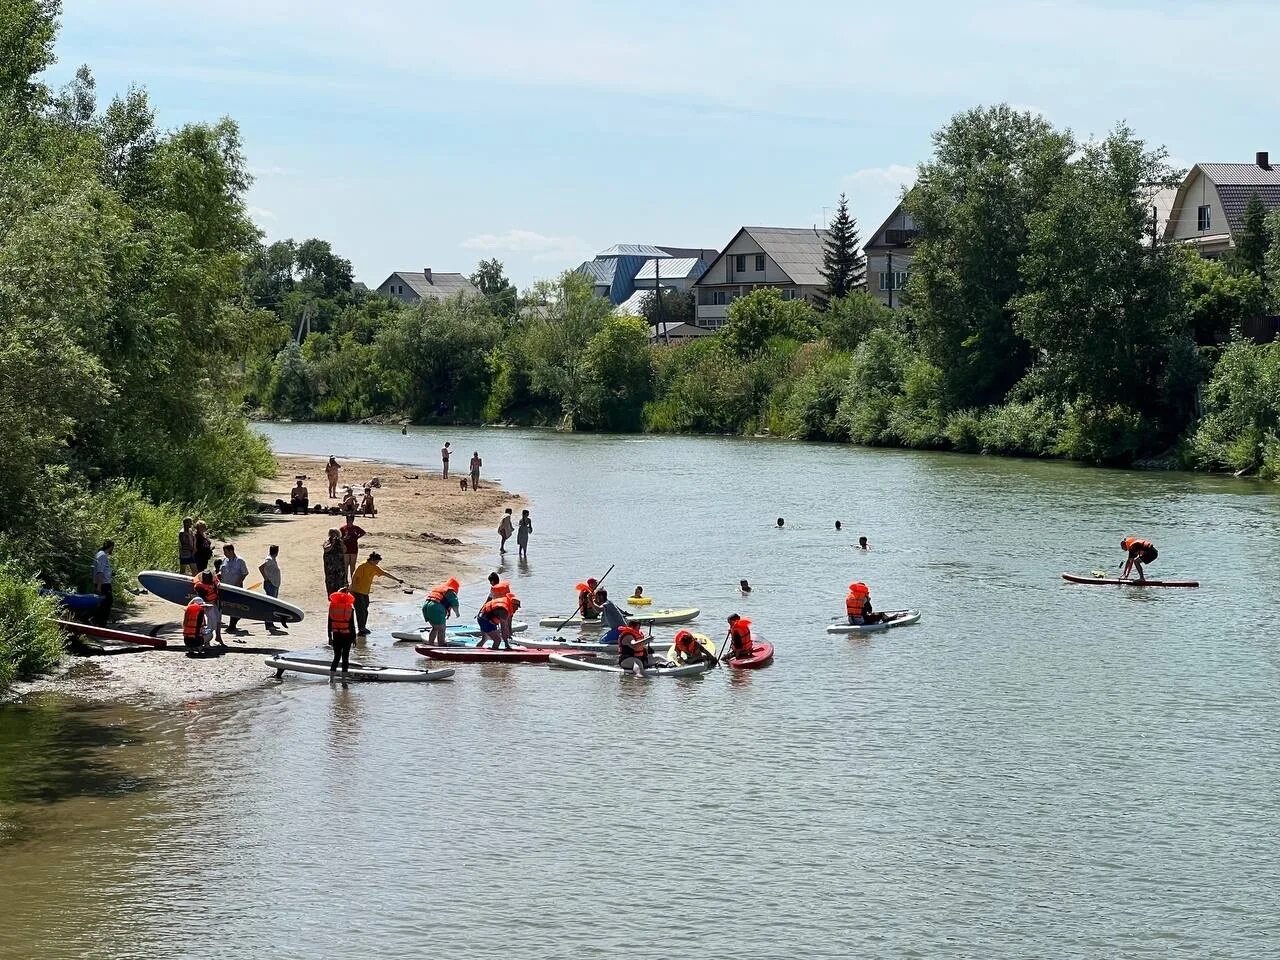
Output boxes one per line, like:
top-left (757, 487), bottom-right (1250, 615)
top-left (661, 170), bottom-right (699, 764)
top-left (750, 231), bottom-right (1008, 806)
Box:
top-left (4, 424), bottom-right (1279, 959)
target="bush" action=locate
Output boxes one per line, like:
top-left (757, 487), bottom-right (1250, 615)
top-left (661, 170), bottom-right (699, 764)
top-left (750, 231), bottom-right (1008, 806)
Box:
top-left (1053, 401), bottom-right (1153, 464)
top-left (973, 397), bottom-right (1061, 457)
top-left (0, 568), bottom-right (64, 694)
top-left (1190, 340), bottom-right (1280, 475)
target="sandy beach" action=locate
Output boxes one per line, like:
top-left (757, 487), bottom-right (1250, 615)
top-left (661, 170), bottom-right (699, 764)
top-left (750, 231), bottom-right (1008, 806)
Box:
top-left (33, 454), bottom-right (523, 703)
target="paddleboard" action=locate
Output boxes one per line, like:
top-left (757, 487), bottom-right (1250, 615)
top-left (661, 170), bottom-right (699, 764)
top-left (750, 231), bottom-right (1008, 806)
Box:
top-left (1061, 573), bottom-right (1199, 588)
top-left (53, 619), bottom-right (168, 648)
top-left (537, 607), bottom-right (699, 629)
top-left (726, 636), bottom-right (774, 669)
top-left (415, 644), bottom-right (557, 664)
top-left (547, 652), bottom-right (712, 678)
top-left (517, 636), bottom-right (675, 654)
top-left (266, 656), bottom-right (453, 682)
top-left (668, 633), bottom-right (717, 664)
top-left (825, 610), bottom-right (922, 635)
top-left (140, 570), bottom-right (305, 623)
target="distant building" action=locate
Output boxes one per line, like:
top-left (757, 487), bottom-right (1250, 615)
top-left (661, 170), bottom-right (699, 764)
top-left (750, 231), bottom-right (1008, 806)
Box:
top-left (862, 202), bottom-right (918, 308)
top-left (691, 227), bottom-right (830, 330)
top-left (576, 244), bottom-right (717, 305)
top-left (1163, 152), bottom-right (1280, 258)
top-left (376, 267), bottom-right (479, 304)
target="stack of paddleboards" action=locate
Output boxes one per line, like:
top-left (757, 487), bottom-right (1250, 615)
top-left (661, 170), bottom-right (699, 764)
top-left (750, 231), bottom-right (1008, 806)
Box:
top-left (140, 571), bottom-right (305, 624)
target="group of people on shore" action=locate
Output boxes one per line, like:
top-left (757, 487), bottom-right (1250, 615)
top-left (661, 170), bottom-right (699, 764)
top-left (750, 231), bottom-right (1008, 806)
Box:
top-left (441, 442), bottom-right (484, 491)
top-left (497, 507), bottom-right (532, 558)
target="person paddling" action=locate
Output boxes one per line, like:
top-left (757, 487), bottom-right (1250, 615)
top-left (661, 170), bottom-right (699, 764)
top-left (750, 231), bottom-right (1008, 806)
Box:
top-left (1121, 537), bottom-right (1158, 581)
top-left (844, 581), bottom-right (884, 625)
top-left (576, 578), bottom-right (600, 621)
top-left (670, 629), bottom-right (716, 667)
top-left (594, 588), bottom-right (628, 644)
top-left (328, 587), bottom-right (357, 676)
top-left (615, 620), bottom-right (655, 672)
top-left (726, 614), bottom-right (755, 660)
top-left (421, 577), bottom-right (461, 645)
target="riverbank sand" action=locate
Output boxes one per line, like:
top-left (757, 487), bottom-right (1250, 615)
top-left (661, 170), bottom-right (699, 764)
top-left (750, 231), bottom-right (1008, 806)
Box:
top-left (32, 455), bottom-right (523, 703)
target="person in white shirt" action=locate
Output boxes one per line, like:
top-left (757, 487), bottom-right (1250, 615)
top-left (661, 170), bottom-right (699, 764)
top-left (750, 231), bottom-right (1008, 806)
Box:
top-left (259, 544), bottom-right (282, 598)
top-left (92, 539), bottom-right (114, 626)
top-left (220, 544), bottom-right (250, 632)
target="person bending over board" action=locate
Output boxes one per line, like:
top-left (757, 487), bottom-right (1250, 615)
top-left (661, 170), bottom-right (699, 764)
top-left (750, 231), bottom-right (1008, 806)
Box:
top-left (487, 573), bottom-right (514, 639)
top-left (350, 552), bottom-right (404, 636)
top-left (616, 621), bottom-right (656, 672)
top-left (182, 596), bottom-right (216, 655)
top-left (192, 570), bottom-right (224, 645)
top-left (420, 577), bottom-right (461, 645)
top-left (594, 589), bottom-right (629, 645)
top-left (1121, 537), bottom-right (1158, 582)
top-left (328, 587), bottom-right (357, 676)
top-left (474, 596), bottom-right (520, 649)
top-left (726, 614), bottom-right (755, 659)
top-left (670, 630), bottom-right (716, 667)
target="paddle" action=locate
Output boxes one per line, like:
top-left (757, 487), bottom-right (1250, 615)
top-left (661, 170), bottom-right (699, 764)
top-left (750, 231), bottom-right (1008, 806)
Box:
top-left (715, 628), bottom-right (733, 663)
top-left (553, 563), bottom-right (615, 634)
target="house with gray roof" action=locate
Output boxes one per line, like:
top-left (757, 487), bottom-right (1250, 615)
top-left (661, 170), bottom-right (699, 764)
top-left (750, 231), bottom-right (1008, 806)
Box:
top-left (691, 227), bottom-right (830, 329)
top-left (862, 202), bottom-right (918, 309)
top-left (1163, 152), bottom-right (1280, 258)
top-left (376, 267), bottom-right (479, 304)
top-left (575, 244), bottom-right (717, 305)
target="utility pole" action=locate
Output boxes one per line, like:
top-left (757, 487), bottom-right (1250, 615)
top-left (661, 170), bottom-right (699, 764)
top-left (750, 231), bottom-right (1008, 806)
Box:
top-left (887, 251), bottom-right (894, 310)
top-left (656, 258), bottom-right (668, 345)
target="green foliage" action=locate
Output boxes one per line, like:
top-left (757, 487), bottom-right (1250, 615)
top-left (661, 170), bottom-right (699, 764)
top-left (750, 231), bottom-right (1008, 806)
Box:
top-left (1190, 340), bottom-right (1280, 477)
top-left (1053, 402), bottom-right (1153, 464)
top-left (820, 193), bottom-right (865, 303)
top-left (638, 288), bottom-right (694, 328)
top-left (777, 343), bottom-right (853, 441)
top-left (580, 314), bottom-right (654, 431)
top-left (822, 291), bottom-right (898, 352)
top-left (0, 567), bottom-right (63, 692)
top-left (470, 257), bottom-right (517, 319)
top-left (1179, 250), bottom-right (1266, 345)
top-left (719, 287), bottom-right (817, 358)
top-left (1233, 193), bottom-right (1270, 282)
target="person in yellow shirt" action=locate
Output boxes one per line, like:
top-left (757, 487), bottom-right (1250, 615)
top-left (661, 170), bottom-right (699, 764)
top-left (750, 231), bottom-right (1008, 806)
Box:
top-left (349, 551), bottom-right (404, 636)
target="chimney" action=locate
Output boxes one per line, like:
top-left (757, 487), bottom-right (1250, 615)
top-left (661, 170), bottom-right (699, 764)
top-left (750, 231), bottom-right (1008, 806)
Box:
top-left (423, 267), bottom-right (433, 284)
top-left (1257, 151), bottom-right (1271, 171)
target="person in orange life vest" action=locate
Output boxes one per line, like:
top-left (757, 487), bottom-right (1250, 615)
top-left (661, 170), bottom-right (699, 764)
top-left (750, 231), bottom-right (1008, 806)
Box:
top-left (420, 577), bottom-right (461, 645)
top-left (576, 578), bottom-right (600, 620)
top-left (328, 587), bottom-right (358, 674)
top-left (191, 570), bottom-right (223, 645)
top-left (182, 596), bottom-right (216, 654)
top-left (615, 621), bottom-right (655, 671)
top-left (1120, 537), bottom-right (1158, 581)
top-left (487, 572), bottom-right (515, 640)
top-left (726, 614), bottom-right (755, 659)
top-left (474, 596), bottom-right (521, 649)
top-left (844, 582), bottom-right (884, 625)
top-left (670, 629), bottom-right (715, 667)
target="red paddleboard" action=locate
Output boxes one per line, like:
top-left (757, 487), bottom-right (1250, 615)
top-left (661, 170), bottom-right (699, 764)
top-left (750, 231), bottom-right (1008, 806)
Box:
top-left (53, 619), bottom-right (168, 648)
top-left (415, 644), bottom-right (556, 664)
top-left (1061, 573), bottom-right (1199, 588)
top-left (726, 638), bottom-right (774, 669)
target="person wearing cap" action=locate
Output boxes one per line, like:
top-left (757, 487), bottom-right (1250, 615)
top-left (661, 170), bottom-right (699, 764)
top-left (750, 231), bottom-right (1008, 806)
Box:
top-left (349, 551), bottom-right (404, 636)
top-left (575, 577), bottom-right (600, 621)
top-left (421, 576), bottom-right (461, 645)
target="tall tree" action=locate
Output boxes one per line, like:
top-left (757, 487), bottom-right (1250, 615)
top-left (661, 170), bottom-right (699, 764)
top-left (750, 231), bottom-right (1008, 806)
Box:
top-left (1233, 193), bottom-right (1270, 283)
top-left (469, 257), bottom-right (517, 319)
top-left (820, 193), bottom-right (865, 303)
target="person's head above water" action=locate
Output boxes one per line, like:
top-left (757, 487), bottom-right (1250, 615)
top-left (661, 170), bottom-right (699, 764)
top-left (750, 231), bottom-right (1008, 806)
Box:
top-left (739, 579), bottom-right (752, 592)
top-left (632, 586), bottom-right (644, 596)
top-left (835, 520), bottom-right (842, 531)
top-left (858, 536), bottom-right (869, 549)
top-left (776, 518), bottom-right (784, 528)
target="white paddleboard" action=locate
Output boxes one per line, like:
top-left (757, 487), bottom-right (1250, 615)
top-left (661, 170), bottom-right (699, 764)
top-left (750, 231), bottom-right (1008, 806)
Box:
top-left (825, 610), bottom-right (921, 635)
top-left (266, 656), bottom-right (454, 682)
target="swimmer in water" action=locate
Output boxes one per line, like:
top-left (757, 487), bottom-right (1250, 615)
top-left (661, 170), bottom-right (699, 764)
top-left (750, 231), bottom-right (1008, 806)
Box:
top-left (776, 518), bottom-right (785, 529)
top-left (739, 579), bottom-right (752, 594)
top-left (835, 520), bottom-right (842, 531)
top-left (857, 536), bottom-right (869, 550)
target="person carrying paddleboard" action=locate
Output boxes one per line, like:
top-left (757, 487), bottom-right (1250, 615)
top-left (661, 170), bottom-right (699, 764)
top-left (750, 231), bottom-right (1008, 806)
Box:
top-left (616, 621), bottom-right (656, 671)
top-left (1121, 537), bottom-right (1158, 581)
top-left (328, 587), bottom-right (357, 676)
top-left (844, 581), bottom-right (884, 625)
top-left (421, 577), bottom-right (461, 645)
top-left (726, 614), bottom-right (755, 659)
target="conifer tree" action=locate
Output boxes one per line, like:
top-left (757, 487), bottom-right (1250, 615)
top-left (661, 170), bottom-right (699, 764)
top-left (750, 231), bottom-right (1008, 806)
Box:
top-left (820, 193), bottom-right (865, 305)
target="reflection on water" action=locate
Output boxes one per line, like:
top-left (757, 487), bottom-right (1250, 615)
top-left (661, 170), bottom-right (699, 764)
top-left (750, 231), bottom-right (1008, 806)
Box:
top-left (4, 424), bottom-right (1280, 958)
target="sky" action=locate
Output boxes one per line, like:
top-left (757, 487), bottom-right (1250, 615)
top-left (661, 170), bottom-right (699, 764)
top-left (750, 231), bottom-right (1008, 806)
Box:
top-left (45, 0), bottom-right (1280, 289)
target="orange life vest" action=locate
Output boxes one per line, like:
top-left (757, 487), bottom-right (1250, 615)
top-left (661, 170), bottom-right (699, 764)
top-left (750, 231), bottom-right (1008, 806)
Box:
top-left (674, 631), bottom-right (700, 657)
top-left (192, 575), bottom-right (219, 604)
top-left (1122, 537), bottom-right (1153, 553)
top-left (428, 584), bottom-right (450, 603)
top-left (846, 582), bottom-right (871, 617)
top-left (328, 592), bottom-right (355, 635)
top-left (479, 598), bottom-right (509, 620)
top-left (729, 618), bottom-right (753, 654)
top-left (617, 624), bottom-right (647, 657)
top-left (182, 600), bottom-right (207, 640)
top-left (503, 595), bottom-right (521, 615)
top-left (488, 581), bottom-right (511, 599)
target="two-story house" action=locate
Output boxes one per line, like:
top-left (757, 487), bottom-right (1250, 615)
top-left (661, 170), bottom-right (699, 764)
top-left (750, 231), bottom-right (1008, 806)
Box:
top-left (376, 267), bottom-right (479, 304)
top-left (1163, 152), bottom-right (1280, 258)
top-left (691, 227), bottom-right (830, 329)
top-left (862, 202), bottom-right (918, 308)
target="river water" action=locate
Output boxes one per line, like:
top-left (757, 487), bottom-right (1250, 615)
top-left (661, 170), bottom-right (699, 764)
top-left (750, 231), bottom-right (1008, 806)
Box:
top-left (4, 424), bottom-right (1280, 959)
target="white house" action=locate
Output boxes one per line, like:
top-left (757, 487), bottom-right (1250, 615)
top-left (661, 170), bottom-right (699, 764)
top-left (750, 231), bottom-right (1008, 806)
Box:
top-left (376, 267), bottom-right (479, 304)
top-left (1162, 152), bottom-right (1280, 258)
top-left (691, 227), bottom-right (830, 329)
top-left (862, 202), bottom-right (918, 308)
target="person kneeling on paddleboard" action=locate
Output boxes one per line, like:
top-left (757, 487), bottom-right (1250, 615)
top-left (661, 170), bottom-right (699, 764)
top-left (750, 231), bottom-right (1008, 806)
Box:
top-left (670, 629), bottom-right (716, 668)
top-left (726, 614), bottom-right (755, 659)
top-left (474, 596), bottom-right (518, 649)
top-left (616, 621), bottom-right (656, 672)
top-left (844, 581), bottom-right (884, 625)
top-left (421, 577), bottom-right (461, 646)
top-left (328, 587), bottom-right (357, 675)
top-left (1121, 537), bottom-right (1158, 582)
top-left (182, 596), bottom-right (216, 655)
top-left (594, 588), bottom-right (630, 644)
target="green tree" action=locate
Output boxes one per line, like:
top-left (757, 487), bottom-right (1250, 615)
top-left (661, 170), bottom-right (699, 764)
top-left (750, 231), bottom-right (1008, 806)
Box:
top-left (1232, 193), bottom-right (1270, 282)
top-left (718, 287), bottom-right (817, 357)
top-left (469, 257), bottom-right (518, 319)
top-left (638, 287), bottom-right (694, 328)
top-left (819, 193), bottom-right (865, 303)
top-left (1179, 250), bottom-right (1265, 345)
top-left (821, 290), bottom-right (898, 351)
top-left (581, 315), bottom-right (654, 431)
top-left (907, 104), bottom-right (1073, 407)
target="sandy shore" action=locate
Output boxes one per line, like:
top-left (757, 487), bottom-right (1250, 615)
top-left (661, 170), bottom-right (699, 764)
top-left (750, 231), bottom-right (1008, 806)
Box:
top-left (25, 455), bottom-right (523, 704)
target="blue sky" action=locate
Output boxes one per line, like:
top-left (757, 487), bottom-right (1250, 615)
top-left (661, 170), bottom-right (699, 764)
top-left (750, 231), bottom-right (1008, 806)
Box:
top-left (46, 0), bottom-right (1280, 288)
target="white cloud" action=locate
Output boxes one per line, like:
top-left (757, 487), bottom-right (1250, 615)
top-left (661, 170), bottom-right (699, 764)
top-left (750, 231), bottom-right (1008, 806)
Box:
top-left (846, 164), bottom-right (917, 191)
top-left (248, 205), bottom-right (277, 221)
top-left (462, 229), bottom-right (592, 264)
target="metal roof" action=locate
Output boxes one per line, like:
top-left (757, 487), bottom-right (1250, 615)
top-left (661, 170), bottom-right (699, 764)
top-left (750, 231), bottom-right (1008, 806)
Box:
top-left (386, 271), bottom-right (479, 299)
top-left (576, 259), bottom-right (618, 286)
top-left (650, 322), bottom-right (711, 342)
top-left (1199, 163), bottom-right (1280, 187)
top-left (597, 244), bottom-right (672, 258)
top-left (633, 257), bottom-right (705, 282)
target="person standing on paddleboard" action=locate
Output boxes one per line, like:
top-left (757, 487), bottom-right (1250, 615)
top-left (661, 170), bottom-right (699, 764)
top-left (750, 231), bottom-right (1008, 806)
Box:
top-left (1121, 537), bottom-right (1158, 582)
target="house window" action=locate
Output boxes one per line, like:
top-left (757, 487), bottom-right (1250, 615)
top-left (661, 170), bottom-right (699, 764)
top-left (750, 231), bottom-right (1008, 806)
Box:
top-left (1197, 205), bottom-right (1211, 231)
top-left (879, 272), bottom-right (908, 291)
top-left (734, 254), bottom-right (746, 273)
top-left (782, 288), bottom-right (802, 301)
top-left (755, 254), bottom-right (765, 272)
top-left (713, 290), bottom-right (727, 305)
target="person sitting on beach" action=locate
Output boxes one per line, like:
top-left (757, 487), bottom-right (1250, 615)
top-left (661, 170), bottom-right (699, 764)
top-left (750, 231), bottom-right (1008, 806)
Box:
top-left (473, 596), bottom-right (516, 649)
top-left (726, 614), bottom-right (755, 659)
top-left (594, 589), bottom-right (629, 645)
top-left (359, 486), bottom-right (376, 517)
top-left (290, 480), bottom-right (309, 514)
top-left (576, 578), bottom-right (600, 620)
top-left (339, 488), bottom-right (358, 520)
top-left (182, 595), bottom-right (216, 654)
top-left (420, 577), bottom-right (460, 646)
top-left (616, 621), bottom-right (656, 671)
top-left (670, 629), bottom-right (715, 667)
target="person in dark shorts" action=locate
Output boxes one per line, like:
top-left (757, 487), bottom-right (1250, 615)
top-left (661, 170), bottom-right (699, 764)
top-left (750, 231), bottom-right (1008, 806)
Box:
top-left (1121, 537), bottom-right (1158, 581)
top-left (328, 587), bottom-right (357, 675)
